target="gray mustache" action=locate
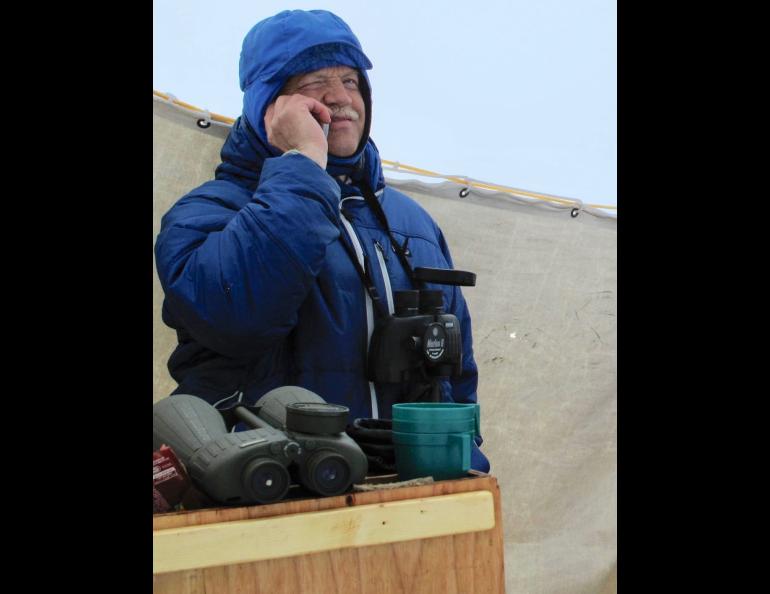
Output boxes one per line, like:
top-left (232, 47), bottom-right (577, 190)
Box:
top-left (331, 107), bottom-right (359, 121)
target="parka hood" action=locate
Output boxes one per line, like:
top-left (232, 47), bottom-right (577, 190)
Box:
top-left (238, 10), bottom-right (376, 174)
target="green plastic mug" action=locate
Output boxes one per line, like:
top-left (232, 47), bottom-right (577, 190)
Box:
top-left (392, 402), bottom-right (480, 435)
top-left (391, 402), bottom-right (480, 480)
top-left (392, 430), bottom-right (474, 480)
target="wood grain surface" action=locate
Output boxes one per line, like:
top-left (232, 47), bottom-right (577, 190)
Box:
top-left (153, 474), bottom-right (506, 593)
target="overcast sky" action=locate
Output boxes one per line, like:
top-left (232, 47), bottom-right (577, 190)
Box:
top-left (153, 0), bottom-right (616, 210)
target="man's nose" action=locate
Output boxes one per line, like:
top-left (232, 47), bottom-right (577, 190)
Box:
top-left (322, 78), bottom-right (353, 107)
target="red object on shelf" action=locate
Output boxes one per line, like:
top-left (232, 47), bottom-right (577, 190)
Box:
top-left (153, 445), bottom-right (191, 513)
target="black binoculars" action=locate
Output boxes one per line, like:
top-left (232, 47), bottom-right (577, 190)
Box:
top-left (152, 386), bottom-right (368, 505)
top-left (367, 266), bottom-right (476, 391)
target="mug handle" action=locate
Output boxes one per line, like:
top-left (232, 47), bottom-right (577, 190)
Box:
top-left (451, 433), bottom-right (471, 471)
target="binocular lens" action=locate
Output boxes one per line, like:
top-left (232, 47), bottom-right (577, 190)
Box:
top-left (307, 452), bottom-right (352, 496)
top-left (243, 458), bottom-right (291, 503)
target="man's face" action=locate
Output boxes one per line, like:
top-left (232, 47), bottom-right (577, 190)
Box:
top-left (280, 66), bottom-right (366, 157)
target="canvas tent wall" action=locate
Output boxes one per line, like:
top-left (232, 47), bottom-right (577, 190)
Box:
top-left (153, 94), bottom-right (617, 594)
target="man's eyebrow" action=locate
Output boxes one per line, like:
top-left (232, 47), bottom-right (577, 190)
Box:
top-left (298, 69), bottom-right (359, 84)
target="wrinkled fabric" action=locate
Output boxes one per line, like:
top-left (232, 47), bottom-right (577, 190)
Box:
top-left (154, 9), bottom-right (488, 472)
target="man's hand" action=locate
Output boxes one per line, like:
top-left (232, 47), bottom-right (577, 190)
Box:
top-left (264, 95), bottom-right (331, 169)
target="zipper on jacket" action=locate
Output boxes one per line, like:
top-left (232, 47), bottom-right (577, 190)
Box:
top-left (374, 241), bottom-right (395, 315)
top-left (340, 197), bottom-right (379, 419)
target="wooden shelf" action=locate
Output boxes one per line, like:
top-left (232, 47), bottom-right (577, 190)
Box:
top-left (153, 473), bottom-right (506, 593)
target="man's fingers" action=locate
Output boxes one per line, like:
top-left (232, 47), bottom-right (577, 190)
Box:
top-left (262, 94), bottom-right (329, 168)
top-left (270, 94), bottom-right (331, 124)
top-left (303, 97), bottom-right (332, 124)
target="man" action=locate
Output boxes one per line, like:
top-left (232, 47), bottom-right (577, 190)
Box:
top-left (155, 9), bottom-right (489, 472)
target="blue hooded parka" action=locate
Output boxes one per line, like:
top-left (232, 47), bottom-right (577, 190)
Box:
top-left (155, 10), bottom-right (489, 472)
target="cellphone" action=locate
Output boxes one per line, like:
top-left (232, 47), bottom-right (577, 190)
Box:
top-left (321, 122), bottom-right (329, 138)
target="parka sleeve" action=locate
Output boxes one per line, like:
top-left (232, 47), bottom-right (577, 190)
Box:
top-left (155, 153), bottom-right (341, 358)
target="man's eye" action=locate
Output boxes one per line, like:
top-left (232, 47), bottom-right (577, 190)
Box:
top-left (298, 81), bottom-right (323, 92)
top-left (343, 79), bottom-right (359, 89)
